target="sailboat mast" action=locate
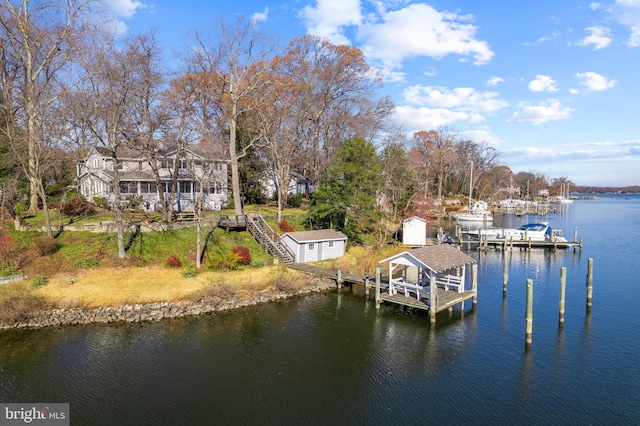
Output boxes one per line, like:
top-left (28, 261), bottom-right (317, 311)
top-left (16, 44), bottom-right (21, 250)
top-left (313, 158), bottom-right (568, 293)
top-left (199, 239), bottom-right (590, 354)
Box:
top-left (469, 161), bottom-right (473, 211)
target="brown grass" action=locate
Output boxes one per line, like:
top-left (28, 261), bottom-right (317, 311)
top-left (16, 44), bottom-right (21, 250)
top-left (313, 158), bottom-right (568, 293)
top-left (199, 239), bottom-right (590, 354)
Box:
top-left (320, 245), bottom-right (407, 275)
top-left (27, 265), bottom-right (304, 309)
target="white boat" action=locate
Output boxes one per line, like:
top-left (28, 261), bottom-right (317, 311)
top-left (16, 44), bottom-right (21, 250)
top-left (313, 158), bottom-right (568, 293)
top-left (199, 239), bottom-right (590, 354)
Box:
top-left (452, 161), bottom-right (493, 222)
top-left (470, 222), bottom-right (567, 242)
top-left (452, 200), bottom-right (494, 222)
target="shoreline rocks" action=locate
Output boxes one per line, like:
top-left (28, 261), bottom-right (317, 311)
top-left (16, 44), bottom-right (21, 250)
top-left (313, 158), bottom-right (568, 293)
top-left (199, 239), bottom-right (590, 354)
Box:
top-left (0, 278), bottom-right (335, 331)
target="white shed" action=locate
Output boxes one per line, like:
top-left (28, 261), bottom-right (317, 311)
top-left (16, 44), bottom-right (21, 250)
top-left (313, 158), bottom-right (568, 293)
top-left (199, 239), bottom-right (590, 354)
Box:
top-left (281, 230), bottom-right (347, 263)
top-left (402, 216), bottom-right (427, 246)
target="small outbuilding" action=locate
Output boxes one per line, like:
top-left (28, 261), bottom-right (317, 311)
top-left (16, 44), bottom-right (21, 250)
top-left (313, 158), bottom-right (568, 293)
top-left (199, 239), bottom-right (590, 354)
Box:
top-left (402, 216), bottom-right (427, 246)
top-left (281, 229), bottom-right (348, 263)
top-left (376, 245), bottom-right (478, 323)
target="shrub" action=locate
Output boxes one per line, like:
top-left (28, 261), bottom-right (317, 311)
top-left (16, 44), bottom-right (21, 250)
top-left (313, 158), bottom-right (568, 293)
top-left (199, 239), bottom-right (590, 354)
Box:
top-left (279, 219), bottom-right (294, 233)
top-left (31, 275), bottom-right (48, 288)
top-left (181, 268), bottom-right (199, 278)
top-left (287, 193), bottom-right (304, 208)
top-left (33, 236), bottom-right (57, 256)
top-left (75, 258), bottom-right (99, 268)
top-left (231, 246), bottom-right (251, 265)
top-left (57, 199), bottom-right (96, 217)
top-left (206, 250), bottom-right (240, 270)
top-left (93, 197), bottom-right (109, 210)
top-left (0, 294), bottom-right (53, 325)
top-left (165, 254), bottom-right (182, 268)
top-left (0, 235), bottom-right (26, 270)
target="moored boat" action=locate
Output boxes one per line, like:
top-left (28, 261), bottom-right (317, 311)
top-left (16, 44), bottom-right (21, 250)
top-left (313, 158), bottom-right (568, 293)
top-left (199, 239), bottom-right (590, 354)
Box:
top-left (468, 222), bottom-right (567, 242)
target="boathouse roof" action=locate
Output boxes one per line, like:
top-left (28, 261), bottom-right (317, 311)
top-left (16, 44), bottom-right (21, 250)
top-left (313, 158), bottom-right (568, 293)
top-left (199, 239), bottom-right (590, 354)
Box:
top-left (283, 229), bottom-right (347, 243)
top-left (380, 244), bottom-right (476, 273)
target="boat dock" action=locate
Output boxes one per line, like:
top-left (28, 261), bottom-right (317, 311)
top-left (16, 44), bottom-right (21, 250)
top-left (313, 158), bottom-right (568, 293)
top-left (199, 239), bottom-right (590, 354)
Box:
top-left (289, 244), bottom-right (478, 323)
top-left (457, 231), bottom-right (583, 252)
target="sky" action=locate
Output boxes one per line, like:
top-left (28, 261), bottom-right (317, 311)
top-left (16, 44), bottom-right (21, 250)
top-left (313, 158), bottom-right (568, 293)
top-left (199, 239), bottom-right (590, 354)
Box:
top-left (105, 0), bottom-right (640, 187)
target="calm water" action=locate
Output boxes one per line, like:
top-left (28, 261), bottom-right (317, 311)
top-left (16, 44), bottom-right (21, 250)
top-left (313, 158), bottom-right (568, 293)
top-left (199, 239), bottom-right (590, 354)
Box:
top-left (1, 196), bottom-right (639, 425)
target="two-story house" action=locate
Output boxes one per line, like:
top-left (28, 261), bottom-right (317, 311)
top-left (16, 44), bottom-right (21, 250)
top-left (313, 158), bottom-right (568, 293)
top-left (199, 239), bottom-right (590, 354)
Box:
top-left (76, 145), bottom-right (228, 212)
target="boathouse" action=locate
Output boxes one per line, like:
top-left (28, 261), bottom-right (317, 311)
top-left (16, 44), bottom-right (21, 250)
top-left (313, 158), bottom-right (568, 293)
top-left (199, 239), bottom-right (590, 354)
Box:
top-left (402, 216), bottom-right (427, 246)
top-left (281, 229), bottom-right (347, 263)
top-left (377, 245), bottom-right (477, 322)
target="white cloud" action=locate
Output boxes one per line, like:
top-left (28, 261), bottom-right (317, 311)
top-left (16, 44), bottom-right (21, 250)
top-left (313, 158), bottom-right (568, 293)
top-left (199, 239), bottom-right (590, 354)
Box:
top-left (486, 76), bottom-right (504, 87)
top-left (301, 2), bottom-right (493, 81)
top-left (403, 85), bottom-right (508, 113)
top-left (459, 129), bottom-right (504, 145)
top-left (575, 72), bottom-right (617, 91)
top-left (611, 0), bottom-right (640, 46)
top-left (508, 99), bottom-right (573, 125)
top-left (395, 105), bottom-right (480, 132)
top-left (528, 75), bottom-right (559, 92)
top-left (251, 8), bottom-right (269, 24)
top-left (300, 0), bottom-right (362, 45)
top-left (577, 26), bottom-right (613, 50)
top-left (359, 4), bottom-right (494, 67)
top-left (106, 0), bottom-right (147, 18)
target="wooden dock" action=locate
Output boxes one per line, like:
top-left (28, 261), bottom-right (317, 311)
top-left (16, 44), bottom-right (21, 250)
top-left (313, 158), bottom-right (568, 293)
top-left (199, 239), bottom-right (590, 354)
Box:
top-left (461, 237), bottom-right (582, 252)
top-left (378, 288), bottom-right (476, 313)
top-left (289, 263), bottom-right (477, 323)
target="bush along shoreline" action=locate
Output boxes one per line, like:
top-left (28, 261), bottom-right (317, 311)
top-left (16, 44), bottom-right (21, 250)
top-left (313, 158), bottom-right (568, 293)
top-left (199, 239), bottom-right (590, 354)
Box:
top-left (0, 277), bottom-right (335, 331)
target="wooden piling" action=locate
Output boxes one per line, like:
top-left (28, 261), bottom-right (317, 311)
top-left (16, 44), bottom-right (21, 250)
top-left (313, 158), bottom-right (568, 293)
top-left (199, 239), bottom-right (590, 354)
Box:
top-left (586, 258), bottom-right (593, 308)
top-left (337, 269), bottom-right (342, 288)
top-left (502, 257), bottom-right (509, 296)
top-left (525, 279), bottom-right (533, 346)
top-left (429, 275), bottom-right (437, 324)
top-left (374, 266), bottom-right (381, 309)
top-left (559, 267), bottom-right (566, 323)
top-left (472, 263), bottom-right (478, 305)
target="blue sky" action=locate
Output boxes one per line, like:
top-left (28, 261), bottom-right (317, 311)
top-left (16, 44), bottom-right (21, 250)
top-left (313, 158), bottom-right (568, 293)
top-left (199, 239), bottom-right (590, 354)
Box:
top-left (106, 0), bottom-right (640, 187)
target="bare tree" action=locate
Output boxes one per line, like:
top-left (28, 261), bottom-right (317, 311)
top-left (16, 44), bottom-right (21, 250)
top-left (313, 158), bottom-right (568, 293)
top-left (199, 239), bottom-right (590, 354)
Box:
top-left (0, 0), bottom-right (101, 227)
top-left (185, 16), bottom-right (275, 217)
top-left (277, 35), bottom-right (388, 184)
top-left (71, 34), bottom-right (151, 258)
top-left (412, 128), bottom-right (457, 200)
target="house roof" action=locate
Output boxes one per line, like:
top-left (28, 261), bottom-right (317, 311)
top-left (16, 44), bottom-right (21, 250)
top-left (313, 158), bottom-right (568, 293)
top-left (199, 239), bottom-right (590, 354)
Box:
top-left (284, 229), bottom-right (347, 243)
top-left (403, 216), bottom-right (426, 224)
top-left (380, 244), bottom-right (475, 273)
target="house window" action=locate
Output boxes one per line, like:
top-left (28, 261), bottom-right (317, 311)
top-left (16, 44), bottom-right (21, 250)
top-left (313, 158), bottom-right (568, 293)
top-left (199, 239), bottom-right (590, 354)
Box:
top-left (328, 241), bottom-right (334, 248)
top-left (308, 243), bottom-right (315, 251)
top-left (119, 181), bottom-right (137, 194)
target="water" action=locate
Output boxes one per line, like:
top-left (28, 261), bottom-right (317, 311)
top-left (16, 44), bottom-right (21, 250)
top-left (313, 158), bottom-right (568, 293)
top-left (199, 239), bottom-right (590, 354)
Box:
top-left (1, 196), bottom-right (640, 425)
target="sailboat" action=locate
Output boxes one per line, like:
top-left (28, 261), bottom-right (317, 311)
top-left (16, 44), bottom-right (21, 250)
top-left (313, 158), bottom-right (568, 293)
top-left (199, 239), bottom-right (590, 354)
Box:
top-left (452, 161), bottom-right (493, 222)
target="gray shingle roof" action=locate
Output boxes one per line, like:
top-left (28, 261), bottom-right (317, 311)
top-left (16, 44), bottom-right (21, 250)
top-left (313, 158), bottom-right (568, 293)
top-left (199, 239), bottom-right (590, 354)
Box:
top-left (407, 245), bottom-right (476, 272)
top-left (381, 244), bottom-right (476, 273)
top-left (284, 229), bottom-right (347, 243)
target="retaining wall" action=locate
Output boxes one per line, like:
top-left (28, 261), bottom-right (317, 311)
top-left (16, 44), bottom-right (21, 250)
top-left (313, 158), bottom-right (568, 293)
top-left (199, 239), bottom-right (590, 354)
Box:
top-left (0, 278), bottom-right (334, 331)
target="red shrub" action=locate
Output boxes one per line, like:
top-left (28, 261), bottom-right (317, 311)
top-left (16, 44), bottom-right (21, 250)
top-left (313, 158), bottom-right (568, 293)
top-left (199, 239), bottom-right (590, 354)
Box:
top-left (231, 246), bottom-right (251, 265)
top-left (57, 199), bottom-right (96, 217)
top-left (279, 220), bottom-right (294, 233)
top-left (165, 254), bottom-right (182, 268)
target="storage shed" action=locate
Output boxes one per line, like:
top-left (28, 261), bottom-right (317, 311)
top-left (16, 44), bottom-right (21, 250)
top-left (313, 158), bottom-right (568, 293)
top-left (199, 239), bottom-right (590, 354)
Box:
top-left (281, 230), bottom-right (347, 263)
top-left (402, 216), bottom-right (427, 246)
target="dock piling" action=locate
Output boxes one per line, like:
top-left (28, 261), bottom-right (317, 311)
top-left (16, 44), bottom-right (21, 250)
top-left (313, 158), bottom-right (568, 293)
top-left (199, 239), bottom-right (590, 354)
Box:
top-left (337, 269), bottom-right (342, 288)
top-left (586, 258), bottom-right (593, 309)
top-left (502, 257), bottom-right (509, 296)
top-left (525, 279), bottom-right (534, 346)
top-left (559, 267), bottom-right (566, 323)
top-left (374, 267), bottom-right (381, 309)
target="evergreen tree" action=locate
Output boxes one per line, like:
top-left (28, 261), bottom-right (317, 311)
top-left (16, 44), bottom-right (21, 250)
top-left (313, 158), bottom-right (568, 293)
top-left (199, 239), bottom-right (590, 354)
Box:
top-left (307, 137), bottom-right (382, 244)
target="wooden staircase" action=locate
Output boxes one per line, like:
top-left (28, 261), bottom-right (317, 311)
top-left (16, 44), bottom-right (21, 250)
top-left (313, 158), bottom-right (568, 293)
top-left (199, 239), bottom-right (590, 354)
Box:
top-left (246, 214), bottom-right (295, 265)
